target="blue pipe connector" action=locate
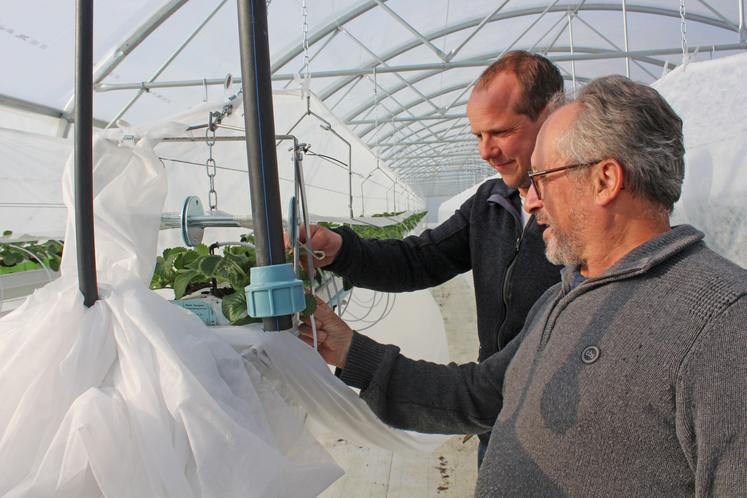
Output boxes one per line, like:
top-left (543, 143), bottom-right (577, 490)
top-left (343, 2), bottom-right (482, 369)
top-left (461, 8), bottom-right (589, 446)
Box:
top-left (245, 263), bottom-right (305, 318)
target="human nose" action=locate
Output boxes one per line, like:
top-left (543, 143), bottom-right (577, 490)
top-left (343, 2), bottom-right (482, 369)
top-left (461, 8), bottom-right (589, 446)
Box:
top-left (478, 136), bottom-right (498, 161)
top-left (524, 180), bottom-right (543, 214)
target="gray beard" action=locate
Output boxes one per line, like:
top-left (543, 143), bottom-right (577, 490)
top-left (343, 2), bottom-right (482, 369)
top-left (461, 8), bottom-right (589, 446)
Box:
top-left (542, 210), bottom-right (586, 267)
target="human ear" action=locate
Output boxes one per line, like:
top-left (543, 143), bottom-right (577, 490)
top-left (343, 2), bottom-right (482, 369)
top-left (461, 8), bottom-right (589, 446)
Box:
top-left (593, 159), bottom-right (624, 206)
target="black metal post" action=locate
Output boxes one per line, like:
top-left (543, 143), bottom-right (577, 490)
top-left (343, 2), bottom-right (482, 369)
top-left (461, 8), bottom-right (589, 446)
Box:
top-left (75, 0), bottom-right (98, 307)
top-left (237, 0), bottom-right (292, 331)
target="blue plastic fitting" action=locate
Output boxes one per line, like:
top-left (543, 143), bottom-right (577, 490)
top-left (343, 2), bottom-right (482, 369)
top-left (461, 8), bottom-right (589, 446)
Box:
top-left (245, 263), bottom-right (305, 318)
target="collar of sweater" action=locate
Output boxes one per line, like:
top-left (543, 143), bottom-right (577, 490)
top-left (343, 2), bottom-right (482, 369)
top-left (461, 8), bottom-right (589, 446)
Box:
top-left (560, 224), bottom-right (705, 292)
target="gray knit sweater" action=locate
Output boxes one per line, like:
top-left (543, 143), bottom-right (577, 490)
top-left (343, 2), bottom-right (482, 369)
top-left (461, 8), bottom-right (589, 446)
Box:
top-left (340, 225), bottom-right (747, 497)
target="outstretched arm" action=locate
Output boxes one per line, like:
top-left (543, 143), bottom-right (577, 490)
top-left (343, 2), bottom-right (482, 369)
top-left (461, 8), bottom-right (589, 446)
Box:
top-left (298, 199), bottom-right (475, 293)
top-left (300, 301), bottom-right (519, 435)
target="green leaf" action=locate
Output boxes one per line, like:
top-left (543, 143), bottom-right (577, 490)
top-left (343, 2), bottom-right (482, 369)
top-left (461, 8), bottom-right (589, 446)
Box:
top-left (194, 243), bottom-right (210, 256)
top-left (173, 269), bottom-right (203, 299)
top-left (201, 255), bottom-right (250, 290)
top-left (2, 230), bottom-right (11, 237)
top-left (302, 292), bottom-right (317, 317)
top-left (196, 255), bottom-right (222, 276)
top-left (181, 250), bottom-right (201, 267)
top-left (221, 290), bottom-right (261, 325)
top-left (48, 256), bottom-right (61, 272)
top-left (1, 250), bottom-right (23, 266)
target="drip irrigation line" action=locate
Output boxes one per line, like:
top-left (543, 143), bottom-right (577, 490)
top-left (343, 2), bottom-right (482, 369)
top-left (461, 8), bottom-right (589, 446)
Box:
top-left (342, 290), bottom-right (383, 321)
top-left (340, 288), bottom-right (397, 331)
top-left (4, 244), bottom-right (55, 284)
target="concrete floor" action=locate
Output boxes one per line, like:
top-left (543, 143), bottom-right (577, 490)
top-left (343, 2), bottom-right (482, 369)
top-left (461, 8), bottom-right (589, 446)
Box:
top-left (319, 274), bottom-right (480, 498)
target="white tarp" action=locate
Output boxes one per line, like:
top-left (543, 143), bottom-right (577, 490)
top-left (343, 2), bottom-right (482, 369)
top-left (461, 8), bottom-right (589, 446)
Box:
top-left (0, 127), bottom-right (70, 239)
top-left (653, 52), bottom-right (747, 268)
top-left (0, 131), bottom-right (442, 498)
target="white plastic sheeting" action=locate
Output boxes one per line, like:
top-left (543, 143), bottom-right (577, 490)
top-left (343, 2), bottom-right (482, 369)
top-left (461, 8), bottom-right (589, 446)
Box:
top-left (0, 90), bottom-right (415, 243)
top-left (436, 174), bottom-right (497, 224)
top-left (341, 287), bottom-right (450, 364)
top-left (3, 1), bottom-right (744, 201)
top-left (0, 127), bottom-right (70, 239)
top-left (0, 132), bottom-right (442, 497)
top-left (653, 53), bottom-right (747, 268)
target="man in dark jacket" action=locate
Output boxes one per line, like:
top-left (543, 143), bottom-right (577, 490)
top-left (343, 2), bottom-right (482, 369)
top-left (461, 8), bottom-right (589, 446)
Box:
top-left (301, 51), bottom-right (564, 459)
top-left (302, 75), bottom-right (747, 497)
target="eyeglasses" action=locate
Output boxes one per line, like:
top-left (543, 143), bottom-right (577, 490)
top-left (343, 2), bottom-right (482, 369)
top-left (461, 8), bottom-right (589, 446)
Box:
top-left (527, 160), bottom-right (601, 200)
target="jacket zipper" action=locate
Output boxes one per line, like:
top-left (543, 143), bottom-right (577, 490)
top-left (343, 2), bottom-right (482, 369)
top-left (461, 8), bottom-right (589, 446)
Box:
top-left (496, 215), bottom-right (533, 352)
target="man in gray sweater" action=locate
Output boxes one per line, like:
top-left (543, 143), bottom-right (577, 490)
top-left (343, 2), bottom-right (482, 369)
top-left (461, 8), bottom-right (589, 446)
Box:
top-left (301, 75), bottom-right (747, 497)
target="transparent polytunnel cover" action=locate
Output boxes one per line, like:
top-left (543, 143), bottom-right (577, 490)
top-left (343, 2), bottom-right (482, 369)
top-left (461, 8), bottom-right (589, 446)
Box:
top-left (0, 2), bottom-right (746, 496)
top-left (1, 0), bottom-right (745, 208)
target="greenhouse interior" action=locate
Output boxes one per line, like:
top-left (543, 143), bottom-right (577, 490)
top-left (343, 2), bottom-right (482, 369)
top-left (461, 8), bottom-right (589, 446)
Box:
top-left (1, 0), bottom-right (746, 496)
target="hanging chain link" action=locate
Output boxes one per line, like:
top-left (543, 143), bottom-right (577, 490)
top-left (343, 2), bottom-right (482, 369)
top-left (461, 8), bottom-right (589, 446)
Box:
top-left (302, 0), bottom-right (311, 87)
top-left (680, 0), bottom-right (688, 65)
top-left (205, 127), bottom-right (218, 211)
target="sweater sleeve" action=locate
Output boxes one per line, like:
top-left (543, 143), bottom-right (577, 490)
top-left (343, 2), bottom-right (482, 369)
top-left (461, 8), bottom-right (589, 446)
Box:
top-left (339, 329), bottom-right (523, 435)
top-left (324, 195), bottom-right (474, 292)
top-left (676, 295), bottom-right (747, 497)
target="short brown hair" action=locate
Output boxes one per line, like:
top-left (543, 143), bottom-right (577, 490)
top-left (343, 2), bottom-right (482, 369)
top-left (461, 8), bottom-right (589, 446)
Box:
top-left (475, 51), bottom-right (564, 121)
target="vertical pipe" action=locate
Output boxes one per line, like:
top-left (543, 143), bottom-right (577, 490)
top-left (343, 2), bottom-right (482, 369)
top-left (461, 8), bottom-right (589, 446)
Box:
top-left (622, 0), bottom-right (631, 77)
top-left (236, 0), bottom-right (292, 331)
top-left (740, 0), bottom-right (746, 43)
top-left (348, 145), bottom-right (353, 218)
top-left (75, 0), bottom-right (98, 307)
top-left (567, 11), bottom-right (576, 94)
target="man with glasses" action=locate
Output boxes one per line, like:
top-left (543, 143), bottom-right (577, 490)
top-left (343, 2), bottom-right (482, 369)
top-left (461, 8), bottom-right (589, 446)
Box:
top-left (302, 75), bottom-right (747, 496)
top-left (299, 51), bottom-right (564, 461)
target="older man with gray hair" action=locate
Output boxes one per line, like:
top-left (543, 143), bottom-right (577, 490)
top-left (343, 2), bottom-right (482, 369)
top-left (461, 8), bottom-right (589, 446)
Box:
top-left (301, 75), bottom-right (747, 497)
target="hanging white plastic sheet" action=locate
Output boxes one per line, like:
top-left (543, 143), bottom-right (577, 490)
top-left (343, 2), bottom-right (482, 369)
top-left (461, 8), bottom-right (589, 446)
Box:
top-left (648, 53), bottom-right (746, 268)
top-left (0, 129), bottom-right (442, 497)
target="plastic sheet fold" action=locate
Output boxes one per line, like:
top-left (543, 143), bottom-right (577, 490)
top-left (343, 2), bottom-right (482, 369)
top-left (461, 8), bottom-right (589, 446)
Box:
top-left (0, 131), bottom-right (442, 498)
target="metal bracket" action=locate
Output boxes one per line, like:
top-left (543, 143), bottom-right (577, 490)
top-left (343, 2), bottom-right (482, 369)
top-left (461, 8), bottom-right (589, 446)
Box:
top-left (180, 195), bottom-right (205, 246)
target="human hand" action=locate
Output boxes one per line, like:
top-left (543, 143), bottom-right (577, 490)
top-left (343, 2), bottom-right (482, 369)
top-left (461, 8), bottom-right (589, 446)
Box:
top-left (296, 224), bottom-right (342, 268)
top-left (299, 298), bottom-right (353, 368)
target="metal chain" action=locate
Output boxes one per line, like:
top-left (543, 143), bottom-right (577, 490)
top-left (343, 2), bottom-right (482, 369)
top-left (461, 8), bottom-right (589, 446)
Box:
top-left (302, 0), bottom-right (310, 87)
top-left (205, 128), bottom-right (218, 210)
top-left (680, 0), bottom-right (688, 65)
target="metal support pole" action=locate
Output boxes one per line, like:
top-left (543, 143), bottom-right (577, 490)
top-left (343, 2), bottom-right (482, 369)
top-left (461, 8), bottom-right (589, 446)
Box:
top-left (316, 116), bottom-right (354, 218)
top-left (568, 10), bottom-right (577, 93)
top-left (740, 0), bottom-right (746, 42)
top-left (75, 0), bottom-right (98, 308)
top-left (622, 0), bottom-right (631, 77)
top-left (237, 0), bottom-right (292, 331)
top-left (106, 0), bottom-right (229, 128)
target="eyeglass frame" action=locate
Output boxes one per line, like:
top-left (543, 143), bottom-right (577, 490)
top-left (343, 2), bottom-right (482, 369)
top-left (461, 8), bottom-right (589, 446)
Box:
top-left (527, 160), bottom-right (601, 200)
